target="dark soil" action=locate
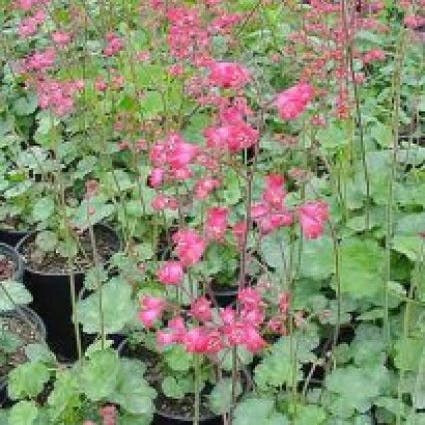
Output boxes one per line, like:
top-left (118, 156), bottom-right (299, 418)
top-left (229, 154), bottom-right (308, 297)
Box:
top-left (20, 226), bottom-right (119, 274)
top-left (0, 255), bottom-right (15, 280)
top-left (122, 343), bottom-right (217, 420)
top-left (0, 314), bottom-right (43, 378)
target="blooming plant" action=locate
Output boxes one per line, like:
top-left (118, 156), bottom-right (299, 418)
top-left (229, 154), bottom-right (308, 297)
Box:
top-left (0, 0), bottom-right (424, 425)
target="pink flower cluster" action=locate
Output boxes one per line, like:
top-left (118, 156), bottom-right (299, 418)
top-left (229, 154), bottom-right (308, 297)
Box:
top-left (208, 62), bottom-right (250, 90)
top-left (166, 7), bottom-right (210, 60)
top-left (363, 49), bottom-right (385, 65)
top-left (18, 9), bottom-right (45, 38)
top-left (36, 78), bottom-right (83, 116)
top-left (204, 100), bottom-right (258, 153)
top-left (156, 287), bottom-right (267, 355)
top-left (149, 133), bottom-right (199, 184)
top-left (298, 201), bottom-right (329, 239)
top-left (22, 48), bottom-right (56, 72)
top-left (103, 32), bottom-right (124, 57)
top-left (275, 82), bottom-right (314, 120)
top-left (14, 0), bottom-right (48, 11)
top-left (138, 296), bottom-right (166, 328)
top-left (251, 174), bottom-right (293, 235)
top-left (205, 206), bottom-right (229, 241)
top-left (252, 174), bottom-right (328, 239)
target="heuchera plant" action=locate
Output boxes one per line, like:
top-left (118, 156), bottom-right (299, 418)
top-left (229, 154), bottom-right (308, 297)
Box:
top-left (1, 0), bottom-right (425, 424)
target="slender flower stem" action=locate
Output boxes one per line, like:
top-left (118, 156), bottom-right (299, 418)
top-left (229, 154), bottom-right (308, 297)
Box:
top-left (194, 354), bottom-right (201, 425)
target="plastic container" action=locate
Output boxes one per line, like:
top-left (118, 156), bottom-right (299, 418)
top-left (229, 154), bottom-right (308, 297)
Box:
top-left (0, 306), bottom-right (47, 408)
top-left (16, 224), bottom-right (120, 361)
top-left (0, 242), bottom-right (24, 282)
top-left (0, 229), bottom-right (28, 248)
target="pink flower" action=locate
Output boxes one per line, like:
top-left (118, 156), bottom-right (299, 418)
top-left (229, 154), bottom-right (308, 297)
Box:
top-left (205, 207), bottom-right (229, 241)
top-left (167, 137), bottom-right (199, 169)
top-left (104, 32), bottom-right (124, 56)
top-left (148, 168), bottom-right (165, 188)
top-left (157, 330), bottom-right (176, 347)
top-left (279, 292), bottom-right (291, 315)
top-left (139, 309), bottom-right (163, 328)
top-left (238, 287), bottom-right (261, 309)
top-left (139, 296), bottom-right (166, 328)
top-left (52, 31), bottom-right (72, 47)
top-left (240, 306), bottom-right (265, 327)
top-left (298, 201), bottom-right (329, 239)
top-left (275, 82), bottom-right (314, 120)
top-left (257, 211), bottom-right (293, 235)
top-left (209, 62), bottom-right (250, 90)
top-left (220, 307), bottom-right (236, 325)
top-left (190, 296), bottom-right (212, 322)
top-left (173, 229), bottom-right (206, 266)
top-left (363, 49), bottom-right (385, 64)
top-left (204, 122), bottom-right (258, 153)
top-left (244, 326), bottom-right (267, 353)
top-left (22, 48), bottom-right (56, 72)
top-left (232, 220), bottom-right (247, 248)
top-left (263, 174), bottom-right (285, 208)
top-left (157, 261), bottom-right (184, 285)
top-left (194, 177), bottom-right (220, 200)
top-left (142, 296), bottom-right (166, 311)
top-left (183, 327), bottom-right (209, 353)
top-left (151, 194), bottom-right (178, 211)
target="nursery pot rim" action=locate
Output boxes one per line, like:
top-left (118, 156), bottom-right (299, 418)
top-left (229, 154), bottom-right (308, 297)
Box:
top-left (15, 223), bottom-right (121, 277)
top-left (117, 339), bottom-right (222, 423)
top-left (0, 242), bottom-right (24, 282)
top-left (0, 305), bottom-right (47, 341)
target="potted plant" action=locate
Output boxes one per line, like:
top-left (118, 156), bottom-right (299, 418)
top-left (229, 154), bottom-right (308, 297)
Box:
top-left (0, 254), bottom-right (46, 407)
top-left (16, 217), bottom-right (121, 360)
top-left (3, 346), bottom-right (156, 424)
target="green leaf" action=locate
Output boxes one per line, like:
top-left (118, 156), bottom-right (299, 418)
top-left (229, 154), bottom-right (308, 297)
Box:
top-left (76, 277), bottom-right (137, 334)
top-left (0, 281), bottom-right (32, 311)
top-left (8, 362), bottom-right (50, 400)
top-left (325, 365), bottom-right (389, 413)
top-left (293, 405), bottom-right (327, 425)
top-left (8, 401), bottom-right (38, 425)
top-left (161, 375), bottom-right (187, 400)
top-left (392, 235), bottom-right (422, 262)
top-left (338, 238), bottom-right (384, 299)
top-left (72, 196), bottom-right (115, 230)
top-left (260, 229), bottom-right (288, 269)
top-left (233, 398), bottom-right (288, 425)
top-left (370, 122), bottom-right (392, 147)
top-left (24, 343), bottom-right (56, 364)
top-left (80, 349), bottom-right (120, 401)
top-left (164, 345), bottom-right (192, 371)
top-left (0, 329), bottom-right (22, 353)
top-left (47, 369), bottom-right (80, 422)
top-left (394, 338), bottom-right (424, 371)
top-left (13, 94), bottom-right (38, 116)
top-left (298, 236), bottom-right (334, 280)
top-left (35, 231), bottom-right (58, 253)
top-left (32, 197), bottom-right (55, 222)
top-left (396, 213), bottom-right (425, 236)
top-left (110, 358), bottom-right (156, 416)
top-left (209, 378), bottom-right (242, 415)
top-left (254, 329), bottom-right (319, 390)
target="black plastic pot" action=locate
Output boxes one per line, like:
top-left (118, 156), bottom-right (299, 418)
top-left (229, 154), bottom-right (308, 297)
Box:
top-left (153, 410), bottom-right (222, 425)
top-left (0, 242), bottom-right (24, 282)
top-left (0, 306), bottom-right (47, 408)
top-left (16, 224), bottom-right (120, 361)
top-left (118, 340), bottom-right (223, 425)
top-left (0, 378), bottom-right (7, 408)
top-left (211, 285), bottom-right (238, 308)
top-left (0, 228), bottom-right (29, 248)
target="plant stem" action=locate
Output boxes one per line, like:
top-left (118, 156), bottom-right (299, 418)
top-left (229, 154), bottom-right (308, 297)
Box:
top-left (385, 28), bottom-right (406, 345)
top-left (194, 354), bottom-right (200, 425)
